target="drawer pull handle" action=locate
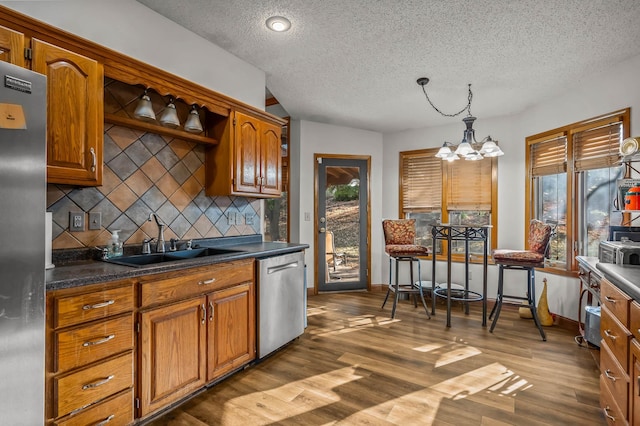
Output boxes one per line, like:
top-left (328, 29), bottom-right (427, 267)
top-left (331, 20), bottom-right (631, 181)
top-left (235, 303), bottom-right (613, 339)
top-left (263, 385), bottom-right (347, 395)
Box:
top-left (201, 303), bottom-right (206, 324)
top-left (604, 296), bottom-right (616, 304)
top-left (604, 329), bottom-right (617, 340)
top-left (603, 406), bottom-right (616, 421)
top-left (209, 301), bottom-right (214, 322)
top-left (95, 414), bottom-right (115, 426)
top-left (604, 369), bottom-right (617, 382)
top-left (199, 278), bottom-right (216, 285)
top-left (82, 374), bottom-right (114, 390)
top-left (82, 300), bottom-right (115, 310)
top-left (83, 334), bottom-right (115, 347)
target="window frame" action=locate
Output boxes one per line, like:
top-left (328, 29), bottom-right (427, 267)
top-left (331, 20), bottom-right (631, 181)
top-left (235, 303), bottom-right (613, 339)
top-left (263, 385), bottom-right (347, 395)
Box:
top-left (399, 147), bottom-right (499, 263)
top-left (525, 108), bottom-right (630, 275)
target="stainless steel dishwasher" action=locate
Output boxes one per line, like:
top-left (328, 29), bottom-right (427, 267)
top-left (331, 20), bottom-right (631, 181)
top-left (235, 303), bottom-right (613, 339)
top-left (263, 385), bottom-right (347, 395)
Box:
top-left (257, 251), bottom-right (305, 358)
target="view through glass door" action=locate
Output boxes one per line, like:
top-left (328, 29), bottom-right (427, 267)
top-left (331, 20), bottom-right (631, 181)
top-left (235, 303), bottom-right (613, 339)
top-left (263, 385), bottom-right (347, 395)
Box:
top-left (316, 156), bottom-right (369, 292)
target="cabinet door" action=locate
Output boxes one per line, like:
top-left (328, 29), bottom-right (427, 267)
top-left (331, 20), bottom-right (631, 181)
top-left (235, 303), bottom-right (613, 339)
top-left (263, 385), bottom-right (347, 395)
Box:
top-left (207, 282), bottom-right (255, 380)
top-left (260, 121), bottom-right (282, 196)
top-left (31, 39), bottom-right (103, 186)
top-left (139, 297), bottom-right (207, 417)
top-left (0, 24), bottom-right (24, 67)
top-left (632, 339), bottom-right (640, 426)
top-left (233, 111), bottom-right (260, 194)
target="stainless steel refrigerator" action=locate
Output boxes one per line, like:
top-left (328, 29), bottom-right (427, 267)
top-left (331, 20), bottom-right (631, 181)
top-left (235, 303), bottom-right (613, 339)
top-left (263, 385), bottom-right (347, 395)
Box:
top-left (0, 61), bottom-right (46, 424)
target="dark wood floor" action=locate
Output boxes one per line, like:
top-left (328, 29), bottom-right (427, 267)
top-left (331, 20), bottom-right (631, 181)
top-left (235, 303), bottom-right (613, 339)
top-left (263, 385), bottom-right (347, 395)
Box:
top-left (148, 291), bottom-right (604, 425)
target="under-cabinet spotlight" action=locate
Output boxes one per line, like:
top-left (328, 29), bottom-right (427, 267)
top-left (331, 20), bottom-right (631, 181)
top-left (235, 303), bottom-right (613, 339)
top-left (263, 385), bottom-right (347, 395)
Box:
top-left (133, 89), bottom-right (156, 122)
top-left (159, 98), bottom-right (180, 129)
top-left (183, 105), bottom-right (204, 134)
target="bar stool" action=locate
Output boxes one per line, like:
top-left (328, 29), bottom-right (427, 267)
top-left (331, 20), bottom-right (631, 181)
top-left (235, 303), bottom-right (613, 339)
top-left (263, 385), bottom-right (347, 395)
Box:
top-left (489, 219), bottom-right (553, 341)
top-left (381, 219), bottom-right (430, 319)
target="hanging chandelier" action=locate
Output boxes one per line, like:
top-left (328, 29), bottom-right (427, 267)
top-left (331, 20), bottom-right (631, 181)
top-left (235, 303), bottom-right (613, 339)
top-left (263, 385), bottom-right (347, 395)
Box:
top-left (417, 77), bottom-right (504, 161)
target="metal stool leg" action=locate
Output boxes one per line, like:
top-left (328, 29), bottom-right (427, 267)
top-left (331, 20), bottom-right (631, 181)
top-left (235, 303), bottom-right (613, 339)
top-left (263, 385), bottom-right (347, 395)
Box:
top-left (527, 268), bottom-right (547, 341)
top-left (489, 265), bottom-right (504, 333)
top-left (381, 257), bottom-right (392, 309)
top-left (391, 257), bottom-right (401, 318)
top-left (416, 259), bottom-right (431, 318)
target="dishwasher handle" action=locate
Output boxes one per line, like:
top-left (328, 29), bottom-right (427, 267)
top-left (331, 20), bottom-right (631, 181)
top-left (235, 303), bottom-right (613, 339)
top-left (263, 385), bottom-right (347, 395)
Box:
top-left (267, 261), bottom-right (299, 275)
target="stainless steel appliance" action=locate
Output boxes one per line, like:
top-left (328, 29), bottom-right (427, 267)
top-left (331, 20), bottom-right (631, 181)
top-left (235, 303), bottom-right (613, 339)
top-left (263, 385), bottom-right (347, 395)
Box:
top-left (0, 61), bottom-right (46, 423)
top-left (599, 240), bottom-right (640, 265)
top-left (257, 251), bottom-right (305, 358)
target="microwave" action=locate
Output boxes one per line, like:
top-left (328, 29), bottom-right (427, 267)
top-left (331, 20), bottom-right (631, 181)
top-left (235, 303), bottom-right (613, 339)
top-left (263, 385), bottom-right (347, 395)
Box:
top-left (599, 241), bottom-right (640, 265)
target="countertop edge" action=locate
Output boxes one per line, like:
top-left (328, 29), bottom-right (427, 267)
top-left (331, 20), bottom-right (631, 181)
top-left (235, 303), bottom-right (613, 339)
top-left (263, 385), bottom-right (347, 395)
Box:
top-left (47, 242), bottom-right (308, 291)
top-left (596, 261), bottom-right (640, 301)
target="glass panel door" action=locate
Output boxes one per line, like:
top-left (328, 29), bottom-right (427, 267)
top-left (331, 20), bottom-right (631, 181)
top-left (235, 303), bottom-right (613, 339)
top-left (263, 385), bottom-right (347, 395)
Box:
top-left (317, 157), bottom-right (368, 291)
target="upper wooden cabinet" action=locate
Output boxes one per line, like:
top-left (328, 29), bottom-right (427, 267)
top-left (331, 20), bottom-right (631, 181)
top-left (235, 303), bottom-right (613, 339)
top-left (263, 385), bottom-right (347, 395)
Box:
top-left (206, 110), bottom-right (283, 198)
top-left (32, 39), bottom-right (103, 186)
top-left (0, 24), bottom-right (24, 66)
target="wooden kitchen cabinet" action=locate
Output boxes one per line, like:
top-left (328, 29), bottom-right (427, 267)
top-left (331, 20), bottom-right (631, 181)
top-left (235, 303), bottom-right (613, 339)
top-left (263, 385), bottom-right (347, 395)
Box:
top-left (139, 296), bottom-right (207, 417)
top-left (31, 39), bottom-right (103, 186)
top-left (600, 278), bottom-right (632, 424)
top-left (137, 259), bottom-right (255, 419)
top-left (206, 110), bottom-right (283, 198)
top-left (0, 24), bottom-right (24, 66)
top-left (207, 281), bottom-right (255, 379)
top-left (46, 279), bottom-right (135, 425)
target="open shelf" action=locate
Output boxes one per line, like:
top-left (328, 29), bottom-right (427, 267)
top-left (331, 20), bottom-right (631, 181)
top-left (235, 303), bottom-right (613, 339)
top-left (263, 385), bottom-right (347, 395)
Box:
top-left (105, 114), bottom-right (219, 146)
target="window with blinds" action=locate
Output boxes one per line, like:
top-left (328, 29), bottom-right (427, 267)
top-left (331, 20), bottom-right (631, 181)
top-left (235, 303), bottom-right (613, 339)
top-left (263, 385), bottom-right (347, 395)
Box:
top-left (399, 147), bottom-right (498, 255)
top-left (400, 149), bottom-right (441, 212)
top-left (530, 133), bottom-right (567, 177)
top-left (573, 117), bottom-right (623, 171)
top-left (447, 158), bottom-right (493, 210)
top-left (525, 108), bottom-right (630, 273)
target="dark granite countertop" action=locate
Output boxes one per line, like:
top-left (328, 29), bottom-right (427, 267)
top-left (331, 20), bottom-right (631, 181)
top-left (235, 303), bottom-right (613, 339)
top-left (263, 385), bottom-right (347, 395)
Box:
top-left (47, 235), bottom-right (308, 291)
top-left (597, 262), bottom-right (640, 301)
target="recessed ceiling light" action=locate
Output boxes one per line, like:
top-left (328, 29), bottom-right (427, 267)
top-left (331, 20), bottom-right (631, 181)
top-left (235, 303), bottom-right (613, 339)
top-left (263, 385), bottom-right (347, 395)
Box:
top-left (266, 16), bottom-right (291, 32)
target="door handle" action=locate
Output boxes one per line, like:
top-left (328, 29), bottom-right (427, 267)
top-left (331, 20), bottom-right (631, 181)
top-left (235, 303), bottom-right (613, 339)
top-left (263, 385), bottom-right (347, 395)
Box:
top-left (267, 262), bottom-right (299, 274)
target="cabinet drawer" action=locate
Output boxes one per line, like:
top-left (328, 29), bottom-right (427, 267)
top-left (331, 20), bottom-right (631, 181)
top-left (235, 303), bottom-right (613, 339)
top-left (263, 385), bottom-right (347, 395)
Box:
top-left (630, 301), bottom-right (640, 341)
top-left (55, 314), bottom-right (134, 373)
top-left (54, 352), bottom-right (133, 418)
top-left (140, 259), bottom-right (253, 307)
top-left (600, 341), bottom-right (629, 417)
top-left (601, 376), bottom-right (626, 425)
top-left (601, 305), bottom-right (632, 372)
top-left (54, 389), bottom-right (133, 426)
top-left (601, 278), bottom-right (631, 327)
top-left (53, 284), bottom-right (134, 329)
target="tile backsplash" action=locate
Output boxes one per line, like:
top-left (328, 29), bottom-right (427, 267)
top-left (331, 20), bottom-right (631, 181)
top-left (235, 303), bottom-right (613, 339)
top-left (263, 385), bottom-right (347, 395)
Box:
top-left (47, 124), bottom-right (260, 250)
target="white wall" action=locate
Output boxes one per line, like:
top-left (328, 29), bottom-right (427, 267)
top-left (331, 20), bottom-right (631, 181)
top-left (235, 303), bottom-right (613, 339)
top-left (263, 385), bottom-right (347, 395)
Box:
top-left (0, 0), bottom-right (265, 109)
top-left (381, 53), bottom-right (640, 321)
top-left (295, 120), bottom-right (384, 288)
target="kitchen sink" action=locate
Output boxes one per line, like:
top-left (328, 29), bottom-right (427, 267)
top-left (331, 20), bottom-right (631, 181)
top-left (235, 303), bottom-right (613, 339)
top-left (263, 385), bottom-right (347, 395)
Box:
top-left (104, 247), bottom-right (241, 267)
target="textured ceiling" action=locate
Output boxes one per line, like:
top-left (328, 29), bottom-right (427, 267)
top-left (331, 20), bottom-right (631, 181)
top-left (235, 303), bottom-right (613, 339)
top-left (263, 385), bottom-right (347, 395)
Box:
top-left (137, 0), bottom-right (640, 133)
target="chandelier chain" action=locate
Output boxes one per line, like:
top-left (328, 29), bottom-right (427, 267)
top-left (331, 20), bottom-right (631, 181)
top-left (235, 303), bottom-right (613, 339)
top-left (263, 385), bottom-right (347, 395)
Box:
top-left (420, 83), bottom-right (473, 117)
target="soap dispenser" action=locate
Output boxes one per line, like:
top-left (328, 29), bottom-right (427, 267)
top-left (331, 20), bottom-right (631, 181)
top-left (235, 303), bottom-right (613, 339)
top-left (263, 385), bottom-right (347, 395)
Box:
top-left (109, 230), bottom-right (123, 258)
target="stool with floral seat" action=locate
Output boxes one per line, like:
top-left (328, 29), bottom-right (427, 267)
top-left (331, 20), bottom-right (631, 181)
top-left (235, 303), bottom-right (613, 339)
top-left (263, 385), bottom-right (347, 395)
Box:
top-left (381, 219), bottom-right (431, 319)
top-left (489, 219), bottom-right (554, 340)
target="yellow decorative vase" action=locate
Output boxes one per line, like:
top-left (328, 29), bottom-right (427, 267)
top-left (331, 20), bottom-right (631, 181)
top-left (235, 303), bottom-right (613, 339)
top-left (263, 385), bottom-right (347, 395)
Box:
top-left (537, 278), bottom-right (554, 326)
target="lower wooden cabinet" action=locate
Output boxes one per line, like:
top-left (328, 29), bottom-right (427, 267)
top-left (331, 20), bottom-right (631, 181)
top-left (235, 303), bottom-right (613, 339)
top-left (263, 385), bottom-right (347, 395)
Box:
top-left (139, 296), bottom-right (207, 416)
top-left (207, 281), bottom-right (255, 379)
top-left (46, 279), bottom-right (135, 424)
top-left (137, 259), bottom-right (256, 419)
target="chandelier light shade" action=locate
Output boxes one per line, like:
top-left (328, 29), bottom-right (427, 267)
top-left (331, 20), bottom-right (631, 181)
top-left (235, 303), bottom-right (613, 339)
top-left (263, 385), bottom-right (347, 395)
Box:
top-left (184, 105), bottom-right (204, 133)
top-left (133, 89), bottom-right (156, 122)
top-left (417, 77), bottom-right (504, 161)
top-left (159, 98), bottom-right (181, 129)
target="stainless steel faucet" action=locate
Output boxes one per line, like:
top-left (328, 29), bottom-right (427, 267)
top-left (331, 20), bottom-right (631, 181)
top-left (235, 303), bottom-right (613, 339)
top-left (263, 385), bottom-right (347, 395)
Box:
top-left (148, 213), bottom-right (166, 253)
